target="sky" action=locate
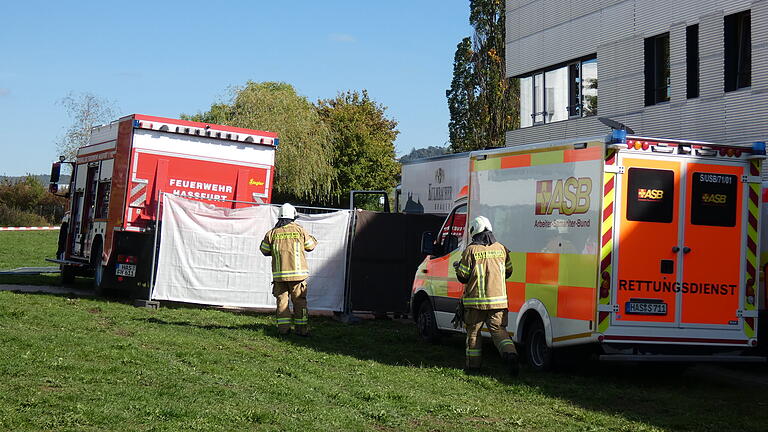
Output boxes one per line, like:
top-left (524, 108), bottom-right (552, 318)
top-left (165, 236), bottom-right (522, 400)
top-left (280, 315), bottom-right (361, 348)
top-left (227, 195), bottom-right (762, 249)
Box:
top-left (0, 1), bottom-right (473, 176)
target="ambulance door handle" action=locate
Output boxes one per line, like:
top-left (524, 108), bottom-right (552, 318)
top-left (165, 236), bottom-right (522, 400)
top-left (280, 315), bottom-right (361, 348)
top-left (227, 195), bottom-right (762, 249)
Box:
top-left (683, 247), bottom-right (691, 254)
top-left (672, 246), bottom-right (680, 253)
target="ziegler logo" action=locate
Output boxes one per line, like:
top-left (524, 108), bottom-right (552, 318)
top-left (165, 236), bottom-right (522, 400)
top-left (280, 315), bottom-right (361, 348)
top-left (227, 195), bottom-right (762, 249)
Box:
top-left (637, 188), bottom-right (664, 201)
top-left (535, 177), bottom-right (592, 215)
top-left (434, 168), bottom-right (445, 184)
top-left (249, 178), bottom-right (265, 186)
top-left (702, 193), bottom-right (727, 204)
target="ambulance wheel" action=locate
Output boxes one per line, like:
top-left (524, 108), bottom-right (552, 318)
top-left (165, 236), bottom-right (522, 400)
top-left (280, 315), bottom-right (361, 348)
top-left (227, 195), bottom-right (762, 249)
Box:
top-left (416, 300), bottom-right (441, 344)
top-left (525, 319), bottom-right (553, 371)
top-left (61, 265), bottom-right (75, 284)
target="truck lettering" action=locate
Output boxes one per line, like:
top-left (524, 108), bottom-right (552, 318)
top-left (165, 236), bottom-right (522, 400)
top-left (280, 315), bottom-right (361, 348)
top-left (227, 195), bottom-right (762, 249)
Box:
top-left (169, 178), bottom-right (233, 193)
top-left (618, 279), bottom-right (736, 295)
top-left (535, 177), bottom-right (592, 215)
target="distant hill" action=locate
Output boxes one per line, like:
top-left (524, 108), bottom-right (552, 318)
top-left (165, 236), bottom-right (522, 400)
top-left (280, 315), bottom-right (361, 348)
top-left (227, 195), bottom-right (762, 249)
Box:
top-left (0, 174), bottom-right (71, 185)
top-left (399, 146), bottom-right (448, 163)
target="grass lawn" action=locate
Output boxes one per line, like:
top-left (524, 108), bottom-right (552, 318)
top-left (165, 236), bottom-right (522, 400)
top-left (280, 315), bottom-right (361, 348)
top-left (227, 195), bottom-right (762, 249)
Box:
top-left (0, 230), bottom-right (62, 286)
top-left (0, 291), bottom-right (767, 432)
top-left (2, 231), bottom-right (768, 431)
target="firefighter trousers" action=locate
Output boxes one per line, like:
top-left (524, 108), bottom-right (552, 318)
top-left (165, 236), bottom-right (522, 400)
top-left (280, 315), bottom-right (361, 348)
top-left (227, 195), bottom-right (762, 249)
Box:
top-left (464, 308), bottom-right (517, 369)
top-left (273, 280), bottom-right (308, 335)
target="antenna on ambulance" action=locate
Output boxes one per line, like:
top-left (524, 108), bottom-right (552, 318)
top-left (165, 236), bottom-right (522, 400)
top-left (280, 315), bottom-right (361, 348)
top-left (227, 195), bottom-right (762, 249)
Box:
top-left (598, 117), bottom-right (635, 135)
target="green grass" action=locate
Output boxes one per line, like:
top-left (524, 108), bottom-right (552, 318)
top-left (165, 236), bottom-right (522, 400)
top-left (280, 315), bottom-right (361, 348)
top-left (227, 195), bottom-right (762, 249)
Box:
top-left (2, 231), bottom-right (768, 431)
top-left (0, 291), bottom-right (766, 432)
top-left (0, 230), bottom-right (64, 286)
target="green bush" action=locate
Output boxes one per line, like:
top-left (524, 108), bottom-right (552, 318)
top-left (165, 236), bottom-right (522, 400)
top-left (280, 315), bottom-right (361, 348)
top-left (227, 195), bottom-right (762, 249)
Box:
top-left (0, 203), bottom-right (49, 227)
top-left (0, 176), bottom-right (67, 225)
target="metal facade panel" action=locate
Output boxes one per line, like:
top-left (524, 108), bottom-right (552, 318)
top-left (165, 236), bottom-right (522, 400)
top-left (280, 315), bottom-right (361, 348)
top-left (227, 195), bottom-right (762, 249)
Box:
top-left (753, 0), bottom-right (768, 90)
top-left (543, 0), bottom-right (570, 29)
top-left (516, 0), bottom-right (544, 39)
top-left (669, 23), bottom-right (687, 102)
top-left (571, 0), bottom-right (604, 20)
top-left (505, 0), bottom-right (768, 146)
top-left (636, 0), bottom-right (674, 37)
top-left (640, 103), bottom-right (682, 138)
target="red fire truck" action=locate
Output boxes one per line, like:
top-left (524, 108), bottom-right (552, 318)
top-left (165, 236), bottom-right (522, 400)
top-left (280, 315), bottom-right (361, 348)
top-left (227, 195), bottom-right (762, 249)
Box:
top-left (48, 114), bottom-right (277, 295)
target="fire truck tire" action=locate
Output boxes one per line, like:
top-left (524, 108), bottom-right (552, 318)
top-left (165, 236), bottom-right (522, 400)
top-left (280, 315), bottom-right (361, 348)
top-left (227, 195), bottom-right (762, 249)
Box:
top-left (524, 318), bottom-right (553, 371)
top-left (61, 265), bottom-right (75, 284)
top-left (416, 300), bottom-right (441, 344)
top-left (91, 242), bottom-right (106, 295)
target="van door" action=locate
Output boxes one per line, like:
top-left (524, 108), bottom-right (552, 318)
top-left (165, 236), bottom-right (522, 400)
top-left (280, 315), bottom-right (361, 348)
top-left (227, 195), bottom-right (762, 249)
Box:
top-left (613, 157), bottom-right (682, 327)
top-left (680, 164), bottom-right (745, 328)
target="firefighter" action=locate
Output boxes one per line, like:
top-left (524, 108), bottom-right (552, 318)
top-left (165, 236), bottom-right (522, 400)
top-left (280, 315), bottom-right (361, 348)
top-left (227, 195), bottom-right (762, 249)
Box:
top-left (454, 216), bottom-right (519, 375)
top-left (260, 203), bottom-right (317, 336)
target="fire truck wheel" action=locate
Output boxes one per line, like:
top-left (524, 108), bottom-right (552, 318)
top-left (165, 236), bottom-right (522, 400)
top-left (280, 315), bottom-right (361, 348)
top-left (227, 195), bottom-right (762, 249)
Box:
top-left (416, 300), bottom-right (441, 344)
top-left (61, 265), bottom-right (75, 284)
top-left (525, 319), bottom-right (553, 371)
top-left (91, 242), bottom-right (105, 295)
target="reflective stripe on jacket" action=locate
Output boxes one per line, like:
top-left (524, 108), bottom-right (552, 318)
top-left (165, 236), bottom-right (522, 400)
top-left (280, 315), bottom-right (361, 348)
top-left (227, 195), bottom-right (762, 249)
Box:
top-left (260, 222), bottom-right (317, 282)
top-left (455, 242), bottom-right (513, 310)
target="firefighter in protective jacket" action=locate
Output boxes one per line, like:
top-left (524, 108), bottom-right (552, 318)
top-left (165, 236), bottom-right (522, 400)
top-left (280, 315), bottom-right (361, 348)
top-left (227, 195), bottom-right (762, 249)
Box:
top-left (260, 203), bottom-right (317, 336)
top-left (454, 216), bottom-right (519, 375)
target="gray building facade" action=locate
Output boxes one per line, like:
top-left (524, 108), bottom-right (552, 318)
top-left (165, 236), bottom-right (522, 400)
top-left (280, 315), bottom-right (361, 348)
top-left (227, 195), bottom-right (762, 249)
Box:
top-left (505, 0), bottom-right (768, 146)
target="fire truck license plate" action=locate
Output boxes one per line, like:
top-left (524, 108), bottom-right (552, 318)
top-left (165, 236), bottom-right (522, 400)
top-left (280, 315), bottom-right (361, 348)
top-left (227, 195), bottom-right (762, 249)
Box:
top-left (116, 264), bottom-right (136, 277)
top-left (625, 301), bottom-right (667, 315)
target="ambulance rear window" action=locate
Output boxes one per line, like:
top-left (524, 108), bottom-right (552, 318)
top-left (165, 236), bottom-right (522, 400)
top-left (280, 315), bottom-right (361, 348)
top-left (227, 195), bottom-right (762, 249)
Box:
top-left (626, 168), bottom-right (674, 223)
top-left (690, 172), bottom-right (737, 227)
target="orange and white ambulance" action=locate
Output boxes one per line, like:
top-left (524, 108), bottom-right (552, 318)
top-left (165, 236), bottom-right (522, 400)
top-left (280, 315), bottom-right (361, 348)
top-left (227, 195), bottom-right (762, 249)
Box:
top-left (48, 114), bottom-right (277, 295)
top-left (412, 131), bottom-right (767, 368)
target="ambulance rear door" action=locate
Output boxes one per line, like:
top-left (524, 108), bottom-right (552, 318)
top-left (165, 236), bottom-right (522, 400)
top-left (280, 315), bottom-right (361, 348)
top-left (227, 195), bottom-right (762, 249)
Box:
top-left (612, 151), bottom-right (748, 335)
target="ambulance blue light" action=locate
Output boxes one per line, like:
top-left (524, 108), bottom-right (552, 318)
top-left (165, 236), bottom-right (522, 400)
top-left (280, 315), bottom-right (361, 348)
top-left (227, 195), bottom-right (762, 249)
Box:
top-left (752, 141), bottom-right (766, 155)
top-left (610, 129), bottom-right (627, 144)
top-left (133, 119), bottom-right (141, 128)
top-left (274, 138), bottom-right (279, 147)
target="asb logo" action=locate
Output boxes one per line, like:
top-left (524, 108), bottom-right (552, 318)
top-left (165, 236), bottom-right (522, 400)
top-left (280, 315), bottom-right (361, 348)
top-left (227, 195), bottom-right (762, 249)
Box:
top-left (702, 193), bottom-right (727, 204)
top-left (637, 188), bottom-right (663, 201)
top-left (535, 177), bottom-right (592, 215)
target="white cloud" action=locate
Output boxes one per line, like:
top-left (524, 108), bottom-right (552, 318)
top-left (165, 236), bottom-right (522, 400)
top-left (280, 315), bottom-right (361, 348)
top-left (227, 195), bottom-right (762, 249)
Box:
top-left (329, 33), bottom-right (356, 43)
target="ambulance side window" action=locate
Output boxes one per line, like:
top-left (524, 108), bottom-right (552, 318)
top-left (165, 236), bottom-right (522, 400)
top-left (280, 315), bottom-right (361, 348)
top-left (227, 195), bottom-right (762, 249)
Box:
top-left (438, 204), bottom-right (467, 256)
top-left (690, 172), bottom-right (737, 227)
top-left (626, 168), bottom-right (674, 223)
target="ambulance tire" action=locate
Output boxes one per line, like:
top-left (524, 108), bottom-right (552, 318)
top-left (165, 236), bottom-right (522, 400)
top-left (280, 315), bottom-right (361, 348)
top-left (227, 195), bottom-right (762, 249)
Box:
top-left (525, 319), bottom-right (553, 371)
top-left (416, 300), bottom-right (441, 344)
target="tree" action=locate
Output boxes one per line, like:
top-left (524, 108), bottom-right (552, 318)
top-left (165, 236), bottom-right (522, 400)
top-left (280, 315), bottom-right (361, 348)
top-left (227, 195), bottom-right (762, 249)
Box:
top-left (399, 145), bottom-right (448, 163)
top-left (447, 0), bottom-right (518, 153)
top-left (446, 37), bottom-right (476, 153)
top-left (57, 92), bottom-right (118, 160)
top-left (317, 90), bottom-right (400, 206)
top-left (183, 82), bottom-right (335, 204)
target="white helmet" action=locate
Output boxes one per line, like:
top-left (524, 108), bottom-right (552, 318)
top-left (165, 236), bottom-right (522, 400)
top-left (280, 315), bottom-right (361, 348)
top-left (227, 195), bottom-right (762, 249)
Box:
top-left (469, 216), bottom-right (492, 236)
top-left (278, 203), bottom-right (297, 219)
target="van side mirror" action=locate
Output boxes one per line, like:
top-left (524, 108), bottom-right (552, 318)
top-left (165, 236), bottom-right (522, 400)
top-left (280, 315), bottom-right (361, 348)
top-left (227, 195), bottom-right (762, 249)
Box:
top-left (421, 231), bottom-right (435, 256)
top-left (49, 162), bottom-right (61, 193)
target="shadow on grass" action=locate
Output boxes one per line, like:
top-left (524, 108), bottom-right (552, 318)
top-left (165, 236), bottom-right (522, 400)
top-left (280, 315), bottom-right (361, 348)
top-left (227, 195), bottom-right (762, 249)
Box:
top-left (135, 312), bottom-right (768, 431)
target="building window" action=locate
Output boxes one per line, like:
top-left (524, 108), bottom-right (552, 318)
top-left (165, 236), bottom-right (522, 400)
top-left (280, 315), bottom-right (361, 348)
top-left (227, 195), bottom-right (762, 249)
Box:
top-left (686, 25), bottom-right (699, 99)
top-left (644, 32), bottom-right (670, 106)
top-left (724, 10), bottom-right (751, 92)
top-left (519, 56), bottom-right (597, 128)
